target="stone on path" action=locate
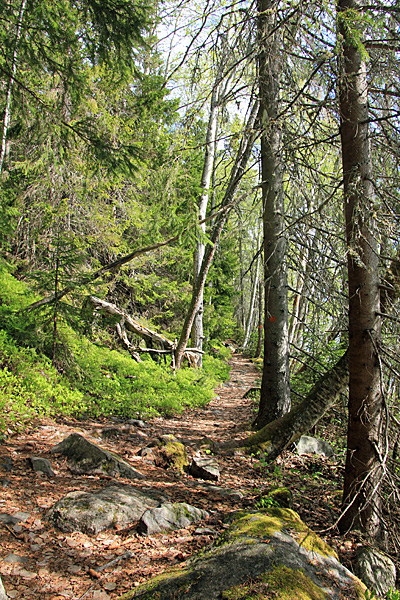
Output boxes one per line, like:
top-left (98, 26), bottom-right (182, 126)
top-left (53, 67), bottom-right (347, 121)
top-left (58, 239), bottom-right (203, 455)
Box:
top-left (296, 435), bottom-right (335, 458)
top-left (354, 547), bottom-right (396, 598)
top-left (46, 484), bottom-right (165, 534)
top-left (0, 575), bottom-right (8, 600)
top-left (125, 507), bottom-right (366, 600)
top-left (189, 456), bottom-right (220, 481)
top-left (138, 502), bottom-right (209, 535)
top-left (29, 457), bottom-right (55, 476)
top-left (50, 433), bottom-right (143, 479)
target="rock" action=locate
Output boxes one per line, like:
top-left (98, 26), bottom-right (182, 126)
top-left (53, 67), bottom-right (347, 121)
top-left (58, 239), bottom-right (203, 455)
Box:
top-left (0, 457), bottom-right (12, 472)
top-left (189, 456), bottom-right (220, 481)
top-left (154, 436), bottom-right (189, 472)
top-left (190, 482), bottom-right (244, 501)
top-left (267, 487), bottom-right (292, 508)
top-left (126, 507), bottom-right (366, 599)
top-left (0, 576), bottom-right (7, 600)
top-left (50, 433), bottom-right (143, 479)
top-left (127, 419), bottom-right (146, 428)
top-left (0, 513), bottom-right (21, 525)
top-left (138, 503), bottom-right (209, 535)
top-left (12, 511), bottom-right (30, 522)
top-left (46, 484), bottom-right (166, 534)
top-left (296, 435), bottom-right (335, 457)
top-left (29, 457), bottom-right (55, 477)
top-left (354, 547), bottom-right (396, 597)
top-left (4, 554), bottom-right (28, 564)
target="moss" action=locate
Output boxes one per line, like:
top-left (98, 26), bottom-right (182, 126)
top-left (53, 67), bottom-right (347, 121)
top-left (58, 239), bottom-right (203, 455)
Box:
top-left (220, 509), bottom-right (337, 560)
top-left (221, 566), bottom-right (327, 600)
top-left (161, 440), bottom-right (189, 472)
top-left (268, 487), bottom-right (292, 508)
top-left (119, 566), bottom-right (192, 599)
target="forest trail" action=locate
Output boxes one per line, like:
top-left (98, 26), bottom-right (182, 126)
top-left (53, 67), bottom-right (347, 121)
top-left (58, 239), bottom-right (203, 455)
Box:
top-left (0, 354), bottom-right (347, 600)
top-left (149, 353), bottom-right (260, 448)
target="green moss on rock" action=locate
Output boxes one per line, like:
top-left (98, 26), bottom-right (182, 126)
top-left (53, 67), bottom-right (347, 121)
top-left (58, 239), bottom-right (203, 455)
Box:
top-left (222, 508), bottom-right (337, 559)
top-left (221, 565), bottom-right (328, 599)
top-left (268, 487), bottom-right (292, 508)
top-left (119, 567), bottom-right (191, 599)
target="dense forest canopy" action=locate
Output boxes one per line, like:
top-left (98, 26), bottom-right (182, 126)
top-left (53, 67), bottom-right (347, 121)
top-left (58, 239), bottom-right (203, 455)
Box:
top-left (1, 0), bottom-right (400, 559)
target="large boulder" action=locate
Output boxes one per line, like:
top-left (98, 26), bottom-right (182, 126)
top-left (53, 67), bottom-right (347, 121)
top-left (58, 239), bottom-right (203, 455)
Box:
top-left (354, 547), bottom-right (396, 597)
top-left (46, 484), bottom-right (165, 534)
top-left (119, 507), bottom-right (366, 600)
top-left (50, 433), bottom-right (143, 479)
top-left (138, 503), bottom-right (209, 535)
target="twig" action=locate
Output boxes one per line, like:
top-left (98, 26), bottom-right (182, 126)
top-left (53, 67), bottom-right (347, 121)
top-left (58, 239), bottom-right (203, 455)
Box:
top-left (75, 551), bottom-right (134, 600)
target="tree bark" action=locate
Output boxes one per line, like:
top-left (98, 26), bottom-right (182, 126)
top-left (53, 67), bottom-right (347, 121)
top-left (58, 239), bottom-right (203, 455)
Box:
top-left (243, 229), bottom-right (262, 350)
top-left (174, 101), bottom-right (259, 370)
top-left (192, 85), bottom-right (219, 367)
top-left (337, 0), bottom-right (384, 540)
top-left (0, 0), bottom-right (27, 177)
top-left (254, 0), bottom-right (290, 429)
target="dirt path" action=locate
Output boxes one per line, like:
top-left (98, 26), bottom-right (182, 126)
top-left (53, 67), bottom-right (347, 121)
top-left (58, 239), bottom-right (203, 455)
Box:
top-left (0, 354), bottom-right (265, 600)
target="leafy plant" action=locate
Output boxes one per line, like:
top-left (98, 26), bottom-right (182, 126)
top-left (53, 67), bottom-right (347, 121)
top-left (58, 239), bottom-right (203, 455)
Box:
top-left (255, 496), bottom-right (279, 509)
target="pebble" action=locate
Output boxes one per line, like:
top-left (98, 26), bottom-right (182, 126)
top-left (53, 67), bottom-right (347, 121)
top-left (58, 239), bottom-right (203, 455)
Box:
top-left (4, 554), bottom-right (28, 564)
top-left (13, 511), bottom-right (31, 522)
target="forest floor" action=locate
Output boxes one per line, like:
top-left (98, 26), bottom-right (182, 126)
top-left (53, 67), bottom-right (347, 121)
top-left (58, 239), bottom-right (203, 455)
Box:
top-left (0, 353), bottom-right (361, 599)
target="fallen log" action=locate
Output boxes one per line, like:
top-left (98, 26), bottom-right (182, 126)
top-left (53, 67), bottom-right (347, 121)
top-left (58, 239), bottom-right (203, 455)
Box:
top-left (85, 296), bottom-right (202, 367)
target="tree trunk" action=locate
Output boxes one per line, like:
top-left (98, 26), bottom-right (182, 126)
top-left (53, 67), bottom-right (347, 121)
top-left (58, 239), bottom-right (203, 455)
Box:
top-left (192, 87), bottom-right (219, 367)
top-left (243, 229), bottom-right (262, 350)
top-left (255, 278), bottom-right (263, 358)
top-left (0, 0), bottom-right (27, 177)
top-left (254, 0), bottom-right (290, 429)
top-left (174, 101), bottom-right (259, 370)
top-left (337, 0), bottom-right (384, 540)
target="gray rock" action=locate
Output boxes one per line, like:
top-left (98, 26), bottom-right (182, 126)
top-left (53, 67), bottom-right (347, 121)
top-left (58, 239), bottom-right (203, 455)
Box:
top-left (128, 507), bottom-right (366, 599)
top-left (50, 433), bottom-right (143, 479)
top-left (29, 457), bottom-right (55, 477)
top-left (138, 502), bottom-right (209, 535)
top-left (0, 513), bottom-right (21, 525)
top-left (127, 419), bottom-right (146, 428)
top-left (190, 481), bottom-right (244, 501)
top-left (354, 547), bottom-right (396, 597)
top-left (12, 511), bottom-right (30, 522)
top-left (46, 484), bottom-right (166, 534)
top-left (4, 554), bottom-right (28, 564)
top-left (0, 575), bottom-right (7, 600)
top-left (189, 456), bottom-right (220, 481)
top-left (296, 435), bottom-right (335, 457)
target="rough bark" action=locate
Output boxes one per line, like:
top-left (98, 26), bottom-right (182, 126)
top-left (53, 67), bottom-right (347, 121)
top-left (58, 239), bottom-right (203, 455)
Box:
top-left (243, 230), bottom-right (262, 349)
top-left (337, 0), bottom-right (384, 540)
top-left (254, 0), bottom-right (290, 429)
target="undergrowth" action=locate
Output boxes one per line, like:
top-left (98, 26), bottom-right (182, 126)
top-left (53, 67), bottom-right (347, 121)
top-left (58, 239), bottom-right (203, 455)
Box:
top-left (0, 260), bottom-right (231, 436)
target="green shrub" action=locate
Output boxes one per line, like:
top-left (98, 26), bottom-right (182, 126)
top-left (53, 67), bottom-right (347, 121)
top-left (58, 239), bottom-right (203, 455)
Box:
top-left (0, 260), bottom-right (231, 434)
